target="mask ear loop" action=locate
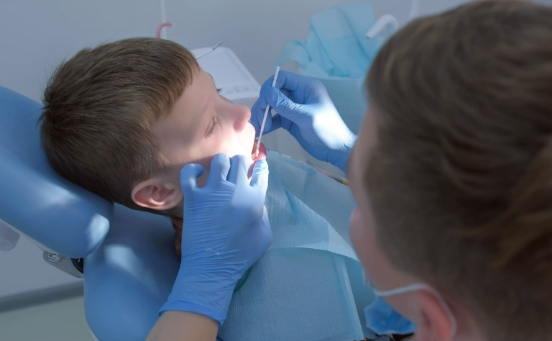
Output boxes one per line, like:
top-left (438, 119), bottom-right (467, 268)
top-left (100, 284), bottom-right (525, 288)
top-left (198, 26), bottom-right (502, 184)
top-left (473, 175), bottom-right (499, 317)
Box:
top-left (374, 284), bottom-right (458, 339)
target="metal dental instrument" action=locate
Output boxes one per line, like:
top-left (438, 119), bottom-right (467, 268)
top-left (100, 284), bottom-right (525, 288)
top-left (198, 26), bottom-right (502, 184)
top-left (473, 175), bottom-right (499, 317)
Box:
top-left (256, 66), bottom-right (280, 157)
top-left (196, 40), bottom-right (223, 59)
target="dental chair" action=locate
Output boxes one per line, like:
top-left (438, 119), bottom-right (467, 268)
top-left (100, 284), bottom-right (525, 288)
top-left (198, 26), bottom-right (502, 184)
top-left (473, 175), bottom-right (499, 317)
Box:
top-left (0, 86), bottom-right (181, 340)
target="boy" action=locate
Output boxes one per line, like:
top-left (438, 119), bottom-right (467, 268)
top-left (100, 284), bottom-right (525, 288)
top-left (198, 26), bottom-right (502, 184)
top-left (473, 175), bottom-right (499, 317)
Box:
top-left (39, 38), bottom-right (378, 340)
top-left (40, 38), bottom-right (265, 256)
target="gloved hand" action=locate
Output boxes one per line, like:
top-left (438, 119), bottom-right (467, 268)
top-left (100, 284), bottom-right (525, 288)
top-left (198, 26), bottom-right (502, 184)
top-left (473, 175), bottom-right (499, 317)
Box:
top-left (251, 70), bottom-right (357, 172)
top-left (159, 154), bottom-right (272, 326)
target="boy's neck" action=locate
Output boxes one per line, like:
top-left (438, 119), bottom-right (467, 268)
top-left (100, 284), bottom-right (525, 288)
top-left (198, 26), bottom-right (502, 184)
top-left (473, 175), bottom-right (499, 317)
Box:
top-left (167, 204), bottom-right (183, 220)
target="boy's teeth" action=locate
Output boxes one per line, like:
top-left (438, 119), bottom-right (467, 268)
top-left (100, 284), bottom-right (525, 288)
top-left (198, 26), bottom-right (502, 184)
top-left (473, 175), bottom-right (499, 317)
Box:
top-left (252, 138), bottom-right (259, 156)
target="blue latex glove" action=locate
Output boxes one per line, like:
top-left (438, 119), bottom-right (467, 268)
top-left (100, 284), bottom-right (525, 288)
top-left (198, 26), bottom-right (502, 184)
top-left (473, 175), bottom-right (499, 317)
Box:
top-left (251, 71), bottom-right (357, 172)
top-left (159, 154), bottom-right (272, 326)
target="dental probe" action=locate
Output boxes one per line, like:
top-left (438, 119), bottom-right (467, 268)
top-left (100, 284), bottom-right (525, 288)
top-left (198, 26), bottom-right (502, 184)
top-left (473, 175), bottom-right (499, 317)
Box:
top-left (196, 40), bottom-right (223, 59)
top-left (256, 66), bottom-right (280, 157)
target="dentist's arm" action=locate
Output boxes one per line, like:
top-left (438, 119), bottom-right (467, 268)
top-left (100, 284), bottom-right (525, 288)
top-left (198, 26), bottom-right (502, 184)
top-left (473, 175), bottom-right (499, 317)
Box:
top-left (146, 154), bottom-right (272, 341)
top-left (251, 71), bottom-right (356, 173)
top-left (147, 312), bottom-right (217, 341)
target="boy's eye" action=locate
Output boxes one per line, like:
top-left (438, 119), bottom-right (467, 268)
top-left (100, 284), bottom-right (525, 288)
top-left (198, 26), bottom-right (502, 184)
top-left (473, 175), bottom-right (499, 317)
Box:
top-left (207, 116), bottom-right (218, 137)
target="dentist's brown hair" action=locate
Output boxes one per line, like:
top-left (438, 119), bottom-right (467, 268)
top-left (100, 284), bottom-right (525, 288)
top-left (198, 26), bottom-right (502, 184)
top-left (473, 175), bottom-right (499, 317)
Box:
top-left (366, 1), bottom-right (552, 339)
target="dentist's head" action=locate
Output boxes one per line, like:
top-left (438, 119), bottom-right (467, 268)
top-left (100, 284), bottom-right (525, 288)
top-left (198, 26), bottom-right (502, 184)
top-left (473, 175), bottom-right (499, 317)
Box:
top-left (348, 1), bottom-right (552, 341)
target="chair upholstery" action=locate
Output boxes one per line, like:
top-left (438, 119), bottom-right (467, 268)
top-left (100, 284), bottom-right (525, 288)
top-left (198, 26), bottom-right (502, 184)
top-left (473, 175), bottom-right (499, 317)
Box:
top-left (0, 87), bottom-right (177, 340)
top-left (0, 86), bottom-right (112, 258)
top-left (84, 204), bottom-right (178, 341)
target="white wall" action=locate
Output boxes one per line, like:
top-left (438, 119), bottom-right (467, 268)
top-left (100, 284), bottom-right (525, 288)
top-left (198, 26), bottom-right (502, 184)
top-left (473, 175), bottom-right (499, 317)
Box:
top-left (164, 0), bottom-right (471, 87)
top-left (0, 0), bottom-right (472, 102)
top-left (0, 0), bottom-right (161, 102)
top-left (0, 0), bottom-right (473, 303)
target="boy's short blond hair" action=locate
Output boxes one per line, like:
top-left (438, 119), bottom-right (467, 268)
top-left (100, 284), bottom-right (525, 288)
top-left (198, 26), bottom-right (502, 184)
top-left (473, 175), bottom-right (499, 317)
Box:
top-left (366, 1), bottom-right (552, 339)
top-left (39, 38), bottom-right (198, 211)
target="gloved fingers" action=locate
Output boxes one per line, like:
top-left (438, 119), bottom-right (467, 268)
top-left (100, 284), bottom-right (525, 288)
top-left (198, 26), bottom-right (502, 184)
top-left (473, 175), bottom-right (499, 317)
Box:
top-left (287, 123), bottom-right (305, 143)
top-left (250, 96), bottom-right (266, 135)
top-left (253, 76), bottom-right (303, 136)
top-left (266, 70), bottom-right (301, 92)
top-left (255, 111), bottom-right (281, 136)
top-left (277, 72), bottom-right (330, 104)
top-left (207, 154), bottom-right (231, 187)
top-left (252, 84), bottom-right (281, 136)
top-left (180, 164), bottom-right (204, 198)
top-left (250, 159), bottom-right (269, 196)
top-left (269, 70), bottom-right (327, 100)
top-left (227, 154), bottom-right (247, 184)
top-left (280, 87), bottom-right (292, 99)
top-left (258, 110), bottom-right (283, 135)
top-left (251, 113), bottom-right (280, 138)
top-left (278, 114), bottom-right (296, 132)
top-left (269, 113), bottom-right (282, 132)
top-left (228, 154), bottom-right (250, 185)
top-left (265, 87), bottom-right (305, 121)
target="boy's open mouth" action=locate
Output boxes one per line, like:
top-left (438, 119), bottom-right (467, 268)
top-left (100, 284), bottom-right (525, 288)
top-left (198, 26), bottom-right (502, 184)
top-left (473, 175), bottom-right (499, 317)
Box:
top-left (248, 139), bottom-right (267, 179)
top-left (251, 139), bottom-right (266, 162)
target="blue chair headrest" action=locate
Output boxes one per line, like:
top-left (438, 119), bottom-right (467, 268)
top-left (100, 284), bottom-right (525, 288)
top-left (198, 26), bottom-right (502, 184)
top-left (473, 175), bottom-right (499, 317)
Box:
top-left (0, 86), bottom-right (112, 258)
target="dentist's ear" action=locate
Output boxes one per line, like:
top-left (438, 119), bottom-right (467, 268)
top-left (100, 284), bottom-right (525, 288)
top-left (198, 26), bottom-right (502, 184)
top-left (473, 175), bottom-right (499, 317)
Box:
top-left (132, 178), bottom-right (183, 211)
top-left (416, 290), bottom-right (456, 341)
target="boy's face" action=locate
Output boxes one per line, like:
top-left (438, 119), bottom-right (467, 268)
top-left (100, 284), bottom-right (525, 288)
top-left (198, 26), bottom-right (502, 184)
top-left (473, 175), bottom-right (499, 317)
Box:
top-left (131, 68), bottom-right (257, 213)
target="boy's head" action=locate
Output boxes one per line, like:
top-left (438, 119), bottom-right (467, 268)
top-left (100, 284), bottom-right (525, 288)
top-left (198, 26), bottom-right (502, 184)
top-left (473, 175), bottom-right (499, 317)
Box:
top-left (349, 1), bottom-right (552, 341)
top-left (40, 38), bottom-right (257, 215)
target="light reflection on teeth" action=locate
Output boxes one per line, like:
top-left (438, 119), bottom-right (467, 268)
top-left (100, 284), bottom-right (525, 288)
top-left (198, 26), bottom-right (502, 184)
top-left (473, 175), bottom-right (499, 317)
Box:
top-left (252, 139), bottom-right (266, 162)
top-left (252, 138), bottom-right (259, 159)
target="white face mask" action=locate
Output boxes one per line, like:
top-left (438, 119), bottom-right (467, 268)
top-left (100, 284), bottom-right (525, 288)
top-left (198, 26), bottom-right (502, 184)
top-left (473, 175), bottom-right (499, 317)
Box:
top-left (364, 272), bottom-right (458, 338)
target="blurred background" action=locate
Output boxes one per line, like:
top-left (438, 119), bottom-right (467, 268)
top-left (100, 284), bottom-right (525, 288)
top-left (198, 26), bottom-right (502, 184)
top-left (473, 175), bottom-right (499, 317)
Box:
top-left (1, 0), bottom-right (480, 102)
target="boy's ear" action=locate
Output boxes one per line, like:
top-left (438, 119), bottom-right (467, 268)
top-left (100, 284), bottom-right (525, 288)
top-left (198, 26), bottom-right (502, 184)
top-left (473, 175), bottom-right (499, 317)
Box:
top-left (131, 178), bottom-right (183, 211)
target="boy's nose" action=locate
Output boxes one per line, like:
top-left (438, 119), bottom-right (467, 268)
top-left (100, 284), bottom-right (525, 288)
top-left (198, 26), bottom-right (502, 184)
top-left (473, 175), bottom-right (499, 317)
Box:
top-left (232, 104), bottom-right (251, 132)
